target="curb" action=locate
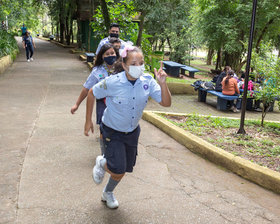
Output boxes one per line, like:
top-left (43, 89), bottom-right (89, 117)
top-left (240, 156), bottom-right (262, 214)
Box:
top-left (37, 37), bottom-right (75, 48)
top-left (0, 55), bottom-right (12, 75)
top-left (167, 82), bottom-right (196, 95)
top-left (0, 49), bottom-right (18, 75)
top-left (51, 40), bottom-right (75, 48)
top-left (142, 111), bottom-right (280, 194)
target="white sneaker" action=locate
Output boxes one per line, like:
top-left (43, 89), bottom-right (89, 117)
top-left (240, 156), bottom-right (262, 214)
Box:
top-left (27, 59), bottom-right (30, 62)
top-left (30, 58), bottom-right (34, 61)
top-left (92, 155), bottom-right (105, 184)
top-left (102, 191), bottom-right (119, 209)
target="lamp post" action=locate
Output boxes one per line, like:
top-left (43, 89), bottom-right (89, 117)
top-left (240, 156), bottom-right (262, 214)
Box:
top-left (238, 0), bottom-right (258, 134)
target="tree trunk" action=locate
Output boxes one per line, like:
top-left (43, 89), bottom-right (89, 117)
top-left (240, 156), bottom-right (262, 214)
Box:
top-left (215, 48), bottom-right (222, 70)
top-left (65, 15), bottom-right (71, 45)
top-left (136, 12), bottom-right (146, 47)
top-left (56, 21), bottom-right (59, 40)
top-left (59, 0), bottom-right (65, 44)
top-left (100, 0), bottom-right (110, 33)
top-left (166, 37), bottom-right (172, 52)
top-left (236, 60), bottom-right (247, 74)
top-left (207, 48), bottom-right (214, 65)
top-left (158, 38), bottom-right (165, 51)
top-left (75, 0), bottom-right (81, 48)
top-left (224, 51), bottom-right (242, 72)
top-left (70, 18), bottom-right (73, 44)
top-left (153, 39), bottom-right (157, 51)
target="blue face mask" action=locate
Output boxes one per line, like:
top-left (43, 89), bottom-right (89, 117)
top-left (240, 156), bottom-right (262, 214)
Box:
top-left (104, 56), bottom-right (117, 65)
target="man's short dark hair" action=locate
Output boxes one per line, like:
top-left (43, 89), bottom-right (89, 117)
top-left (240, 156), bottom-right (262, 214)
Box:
top-left (109, 37), bottom-right (121, 44)
top-left (110, 23), bottom-right (120, 30)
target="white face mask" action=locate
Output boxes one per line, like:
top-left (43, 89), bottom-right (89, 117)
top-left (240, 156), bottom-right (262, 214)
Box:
top-left (128, 64), bottom-right (145, 79)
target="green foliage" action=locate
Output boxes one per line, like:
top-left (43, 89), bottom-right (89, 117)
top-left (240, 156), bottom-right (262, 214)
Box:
top-left (92, 0), bottom-right (136, 40)
top-left (252, 42), bottom-right (280, 126)
top-left (0, 0), bottom-right (47, 33)
top-left (192, 0), bottom-right (280, 70)
top-left (144, 0), bottom-right (193, 64)
top-left (0, 30), bottom-right (18, 58)
top-left (129, 31), bottom-right (153, 66)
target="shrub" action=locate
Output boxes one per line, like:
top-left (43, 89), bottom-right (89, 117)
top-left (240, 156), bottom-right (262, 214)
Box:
top-left (0, 30), bottom-right (19, 58)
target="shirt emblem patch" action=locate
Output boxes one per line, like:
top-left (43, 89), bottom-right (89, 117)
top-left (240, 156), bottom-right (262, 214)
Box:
top-left (143, 84), bottom-right (149, 90)
top-left (99, 74), bottom-right (104, 78)
top-left (99, 80), bottom-right (107, 89)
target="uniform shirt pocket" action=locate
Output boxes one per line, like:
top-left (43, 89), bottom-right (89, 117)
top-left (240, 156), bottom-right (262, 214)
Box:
top-left (112, 96), bottom-right (129, 112)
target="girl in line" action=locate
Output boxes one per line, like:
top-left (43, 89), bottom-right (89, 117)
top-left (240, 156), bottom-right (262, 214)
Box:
top-left (84, 46), bottom-right (171, 209)
top-left (71, 43), bottom-right (118, 154)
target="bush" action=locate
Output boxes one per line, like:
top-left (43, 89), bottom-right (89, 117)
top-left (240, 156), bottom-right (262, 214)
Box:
top-left (0, 30), bottom-right (19, 58)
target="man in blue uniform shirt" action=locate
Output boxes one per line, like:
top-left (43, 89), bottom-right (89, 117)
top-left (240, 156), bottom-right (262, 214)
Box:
top-left (96, 23), bottom-right (127, 55)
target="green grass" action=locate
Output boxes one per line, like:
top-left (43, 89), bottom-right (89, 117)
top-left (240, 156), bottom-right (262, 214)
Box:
top-left (166, 77), bottom-right (194, 84)
top-left (161, 113), bottom-right (280, 171)
top-left (190, 59), bottom-right (215, 73)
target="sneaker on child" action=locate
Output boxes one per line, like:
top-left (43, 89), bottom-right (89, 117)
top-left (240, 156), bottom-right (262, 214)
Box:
top-left (92, 155), bottom-right (105, 184)
top-left (102, 191), bottom-right (119, 209)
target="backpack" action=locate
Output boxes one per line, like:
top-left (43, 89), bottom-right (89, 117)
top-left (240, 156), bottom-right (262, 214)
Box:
top-left (191, 80), bottom-right (204, 91)
top-left (201, 81), bottom-right (215, 90)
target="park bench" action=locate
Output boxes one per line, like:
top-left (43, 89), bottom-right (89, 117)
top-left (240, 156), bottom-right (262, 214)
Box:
top-left (85, 53), bottom-right (95, 63)
top-left (162, 61), bottom-right (199, 78)
top-left (198, 88), bottom-right (239, 111)
top-left (181, 65), bottom-right (199, 78)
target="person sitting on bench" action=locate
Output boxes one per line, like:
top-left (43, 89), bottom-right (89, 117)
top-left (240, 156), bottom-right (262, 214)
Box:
top-left (215, 66), bottom-right (231, 92)
top-left (222, 70), bottom-right (240, 112)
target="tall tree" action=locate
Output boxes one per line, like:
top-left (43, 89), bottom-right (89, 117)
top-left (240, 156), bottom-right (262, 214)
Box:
top-left (192, 0), bottom-right (280, 72)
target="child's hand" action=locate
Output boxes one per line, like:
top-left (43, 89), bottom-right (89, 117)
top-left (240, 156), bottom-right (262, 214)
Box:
top-left (154, 61), bottom-right (167, 85)
top-left (71, 104), bottom-right (78, 114)
top-left (84, 120), bottom-right (94, 136)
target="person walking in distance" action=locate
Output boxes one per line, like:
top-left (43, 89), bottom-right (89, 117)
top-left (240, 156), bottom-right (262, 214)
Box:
top-left (22, 31), bottom-right (36, 62)
top-left (84, 46), bottom-right (171, 209)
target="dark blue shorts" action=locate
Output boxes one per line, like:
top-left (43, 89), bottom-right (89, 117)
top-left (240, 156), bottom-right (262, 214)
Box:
top-left (100, 123), bottom-right (141, 174)
top-left (96, 99), bottom-right (106, 125)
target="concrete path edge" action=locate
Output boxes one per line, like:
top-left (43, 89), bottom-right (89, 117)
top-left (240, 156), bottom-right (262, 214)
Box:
top-left (142, 110), bottom-right (280, 194)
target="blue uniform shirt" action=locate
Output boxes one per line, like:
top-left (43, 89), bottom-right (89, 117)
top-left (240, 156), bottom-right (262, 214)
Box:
top-left (23, 36), bottom-right (33, 46)
top-left (92, 71), bottom-right (162, 132)
top-left (83, 65), bottom-right (109, 90)
top-left (96, 37), bottom-right (127, 55)
top-left (21, 27), bottom-right (27, 35)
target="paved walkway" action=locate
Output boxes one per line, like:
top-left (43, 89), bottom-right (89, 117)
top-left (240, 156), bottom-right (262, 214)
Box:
top-left (0, 37), bottom-right (280, 224)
